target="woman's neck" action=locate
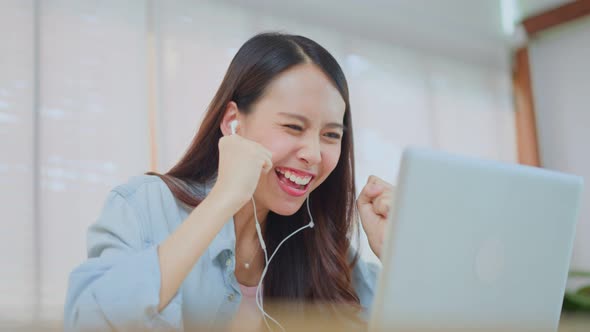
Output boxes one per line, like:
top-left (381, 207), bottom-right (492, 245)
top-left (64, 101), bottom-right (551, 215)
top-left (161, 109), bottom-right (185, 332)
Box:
top-left (233, 197), bottom-right (269, 244)
top-left (232, 198), bottom-right (269, 286)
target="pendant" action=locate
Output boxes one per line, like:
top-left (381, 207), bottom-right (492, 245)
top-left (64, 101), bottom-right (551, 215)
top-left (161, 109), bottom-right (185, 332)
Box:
top-left (244, 263), bottom-right (250, 269)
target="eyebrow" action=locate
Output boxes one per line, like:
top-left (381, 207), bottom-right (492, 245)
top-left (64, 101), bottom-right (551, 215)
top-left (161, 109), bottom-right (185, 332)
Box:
top-left (278, 112), bottom-right (346, 130)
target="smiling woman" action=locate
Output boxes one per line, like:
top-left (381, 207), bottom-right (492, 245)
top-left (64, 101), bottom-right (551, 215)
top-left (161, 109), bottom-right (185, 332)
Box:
top-left (217, 61), bottom-right (348, 217)
top-left (64, 32), bottom-right (389, 331)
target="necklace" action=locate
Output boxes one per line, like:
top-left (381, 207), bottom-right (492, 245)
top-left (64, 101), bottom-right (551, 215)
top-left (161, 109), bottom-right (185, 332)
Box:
top-left (240, 241), bottom-right (260, 269)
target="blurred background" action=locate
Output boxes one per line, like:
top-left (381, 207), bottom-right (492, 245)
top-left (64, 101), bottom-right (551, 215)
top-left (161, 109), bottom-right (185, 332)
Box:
top-left (1, 0), bottom-right (589, 328)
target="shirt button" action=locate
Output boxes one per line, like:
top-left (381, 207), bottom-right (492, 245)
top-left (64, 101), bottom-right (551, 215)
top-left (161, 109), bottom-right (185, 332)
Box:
top-left (228, 293), bottom-right (235, 301)
top-left (225, 258), bottom-right (232, 267)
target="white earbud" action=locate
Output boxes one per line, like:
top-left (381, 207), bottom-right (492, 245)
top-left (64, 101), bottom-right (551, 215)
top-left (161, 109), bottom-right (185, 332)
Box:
top-left (230, 120), bottom-right (238, 135)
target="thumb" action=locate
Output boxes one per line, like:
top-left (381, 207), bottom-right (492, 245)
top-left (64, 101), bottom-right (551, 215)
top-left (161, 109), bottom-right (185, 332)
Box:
top-left (357, 182), bottom-right (382, 206)
top-left (261, 157), bottom-right (273, 174)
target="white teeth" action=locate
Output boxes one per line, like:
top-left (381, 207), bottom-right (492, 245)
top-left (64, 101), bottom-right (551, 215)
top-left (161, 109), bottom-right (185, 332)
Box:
top-left (277, 168), bottom-right (312, 186)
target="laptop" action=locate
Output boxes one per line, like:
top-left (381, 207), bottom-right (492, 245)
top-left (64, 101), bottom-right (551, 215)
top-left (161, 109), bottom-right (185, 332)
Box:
top-left (369, 148), bottom-right (584, 332)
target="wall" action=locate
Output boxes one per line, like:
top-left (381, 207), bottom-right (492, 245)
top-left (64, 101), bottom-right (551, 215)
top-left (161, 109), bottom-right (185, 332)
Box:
top-left (528, 15), bottom-right (590, 287)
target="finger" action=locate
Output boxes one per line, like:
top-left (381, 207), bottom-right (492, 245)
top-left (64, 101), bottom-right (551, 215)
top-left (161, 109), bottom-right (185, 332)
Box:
top-left (263, 148), bottom-right (273, 162)
top-left (358, 182), bottom-right (384, 205)
top-left (363, 176), bottom-right (395, 200)
top-left (252, 141), bottom-right (273, 160)
top-left (368, 175), bottom-right (395, 191)
top-left (373, 194), bottom-right (393, 217)
top-left (261, 155), bottom-right (274, 174)
top-left (258, 145), bottom-right (273, 173)
top-left (367, 175), bottom-right (379, 185)
top-left (367, 177), bottom-right (389, 195)
top-left (373, 178), bottom-right (396, 199)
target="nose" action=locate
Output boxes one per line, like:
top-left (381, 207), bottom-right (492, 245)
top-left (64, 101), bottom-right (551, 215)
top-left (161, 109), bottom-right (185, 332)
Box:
top-left (297, 135), bottom-right (322, 166)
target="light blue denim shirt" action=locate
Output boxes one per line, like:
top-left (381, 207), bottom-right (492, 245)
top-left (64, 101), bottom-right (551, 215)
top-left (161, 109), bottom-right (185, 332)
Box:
top-left (64, 175), bottom-right (380, 331)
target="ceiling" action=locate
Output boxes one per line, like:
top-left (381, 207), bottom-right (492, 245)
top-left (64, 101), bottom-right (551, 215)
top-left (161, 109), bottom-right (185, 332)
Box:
top-left (218, 0), bottom-right (572, 68)
top-left (220, 0), bottom-right (570, 38)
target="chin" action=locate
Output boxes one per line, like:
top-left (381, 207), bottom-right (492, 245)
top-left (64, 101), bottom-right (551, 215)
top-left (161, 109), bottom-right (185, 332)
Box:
top-left (270, 200), bottom-right (305, 216)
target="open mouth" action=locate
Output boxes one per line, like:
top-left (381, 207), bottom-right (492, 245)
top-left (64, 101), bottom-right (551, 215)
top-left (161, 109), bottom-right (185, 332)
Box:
top-left (274, 167), bottom-right (314, 196)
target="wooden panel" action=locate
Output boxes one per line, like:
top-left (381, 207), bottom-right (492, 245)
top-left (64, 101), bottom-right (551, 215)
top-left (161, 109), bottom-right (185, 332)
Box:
top-left (513, 48), bottom-right (541, 167)
top-left (523, 0), bottom-right (590, 37)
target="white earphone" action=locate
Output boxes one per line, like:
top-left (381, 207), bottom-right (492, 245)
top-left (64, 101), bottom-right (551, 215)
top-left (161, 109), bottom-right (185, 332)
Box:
top-left (230, 119), bottom-right (238, 135)
top-left (229, 117), bottom-right (315, 332)
top-left (255, 198), bottom-right (314, 332)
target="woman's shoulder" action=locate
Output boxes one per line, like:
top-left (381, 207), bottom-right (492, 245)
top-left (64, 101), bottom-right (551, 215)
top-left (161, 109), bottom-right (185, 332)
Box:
top-left (111, 174), bottom-right (210, 202)
top-left (103, 175), bottom-right (181, 230)
top-left (110, 174), bottom-right (167, 199)
top-left (91, 175), bottom-right (190, 249)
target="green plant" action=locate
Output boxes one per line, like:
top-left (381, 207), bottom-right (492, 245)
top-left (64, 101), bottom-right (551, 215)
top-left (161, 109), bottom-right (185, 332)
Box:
top-left (562, 270), bottom-right (590, 312)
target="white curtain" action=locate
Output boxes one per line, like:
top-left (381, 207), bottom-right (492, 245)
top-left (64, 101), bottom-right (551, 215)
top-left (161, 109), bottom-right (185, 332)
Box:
top-left (0, 0), bottom-right (36, 323)
top-left (0, 0), bottom-right (515, 323)
top-left (37, 1), bottom-right (151, 320)
top-left (1, 0), bottom-right (150, 322)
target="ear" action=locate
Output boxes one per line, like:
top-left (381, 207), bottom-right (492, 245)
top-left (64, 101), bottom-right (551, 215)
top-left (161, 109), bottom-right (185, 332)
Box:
top-left (220, 101), bottom-right (240, 136)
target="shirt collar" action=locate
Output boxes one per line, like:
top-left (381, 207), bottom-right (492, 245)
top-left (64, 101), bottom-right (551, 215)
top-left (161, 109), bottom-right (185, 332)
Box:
top-left (208, 216), bottom-right (236, 263)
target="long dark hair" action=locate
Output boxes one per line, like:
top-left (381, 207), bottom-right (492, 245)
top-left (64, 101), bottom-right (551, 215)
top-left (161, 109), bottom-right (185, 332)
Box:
top-left (148, 32), bottom-right (360, 309)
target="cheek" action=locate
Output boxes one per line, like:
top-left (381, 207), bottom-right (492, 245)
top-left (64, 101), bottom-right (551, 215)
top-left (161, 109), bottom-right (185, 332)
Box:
top-left (267, 142), bottom-right (292, 165)
top-left (325, 150), bottom-right (340, 171)
top-left (319, 147), bottom-right (341, 179)
top-left (255, 134), bottom-right (290, 163)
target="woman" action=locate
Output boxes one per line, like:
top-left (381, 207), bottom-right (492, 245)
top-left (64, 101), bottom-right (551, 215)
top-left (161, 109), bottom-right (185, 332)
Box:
top-left (64, 32), bottom-right (394, 331)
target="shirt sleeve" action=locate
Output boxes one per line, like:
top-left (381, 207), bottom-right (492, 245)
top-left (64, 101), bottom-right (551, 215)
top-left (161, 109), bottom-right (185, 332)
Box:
top-left (64, 190), bottom-right (182, 331)
top-left (351, 250), bottom-right (382, 320)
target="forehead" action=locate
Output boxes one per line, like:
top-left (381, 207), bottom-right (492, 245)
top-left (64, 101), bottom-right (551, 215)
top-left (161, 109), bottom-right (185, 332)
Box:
top-left (254, 64), bottom-right (346, 122)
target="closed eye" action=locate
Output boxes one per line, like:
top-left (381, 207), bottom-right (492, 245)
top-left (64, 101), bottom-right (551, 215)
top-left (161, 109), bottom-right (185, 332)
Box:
top-left (284, 124), bottom-right (303, 131)
top-left (324, 132), bottom-right (342, 139)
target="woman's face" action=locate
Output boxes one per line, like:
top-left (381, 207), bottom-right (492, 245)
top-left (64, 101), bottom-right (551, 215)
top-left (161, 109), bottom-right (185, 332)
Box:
top-left (240, 63), bottom-right (346, 216)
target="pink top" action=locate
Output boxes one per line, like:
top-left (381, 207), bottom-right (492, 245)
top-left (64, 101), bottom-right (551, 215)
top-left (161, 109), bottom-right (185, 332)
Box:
top-left (239, 283), bottom-right (258, 297)
top-left (227, 283), bottom-right (263, 332)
